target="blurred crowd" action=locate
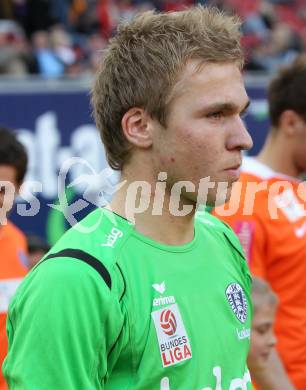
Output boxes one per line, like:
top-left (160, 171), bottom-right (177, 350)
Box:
top-left (0, 0), bottom-right (305, 77)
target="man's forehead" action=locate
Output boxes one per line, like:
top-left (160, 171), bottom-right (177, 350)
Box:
top-left (183, 59), bottom-right (243, 83)
top-left (170, 60), bottom-right (245, 100)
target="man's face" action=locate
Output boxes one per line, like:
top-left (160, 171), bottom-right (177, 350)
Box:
top-left (0, 165), bottom-right (18, 219)
top-left (151, 61), bottom-right (253, 206)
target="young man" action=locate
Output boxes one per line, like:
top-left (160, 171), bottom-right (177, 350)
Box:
top-left (4, 7), bottom-right (253, 389)
top-left (0, 128), bottom-right (28, 390)
top-left (214, 55), bottom-right (306, 389)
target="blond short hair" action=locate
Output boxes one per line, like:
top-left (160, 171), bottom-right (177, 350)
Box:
top-left (91, 6), bottom-right (244, 170)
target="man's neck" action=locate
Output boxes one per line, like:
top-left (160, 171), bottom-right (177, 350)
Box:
top-left (108, 174), bottom-right (196, 246)
top-left (257, 132), bottom-right (300, 178)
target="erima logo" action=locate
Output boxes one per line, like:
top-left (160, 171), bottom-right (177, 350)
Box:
top-left (152, 281), bottom-right (166, 294)
top-left (101, 227), bottom-right (123, 248)
top-left (152, 282), bottom-right (176, 307)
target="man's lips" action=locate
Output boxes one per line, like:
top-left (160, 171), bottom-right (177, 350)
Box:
top-left (224, 162), bottom-right (242, 171)
top-left (223, 164), bottom-right (241, 180)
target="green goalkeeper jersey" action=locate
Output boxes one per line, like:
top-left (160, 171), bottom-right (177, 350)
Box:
top-left (3, 208), bottom-right (252, 390)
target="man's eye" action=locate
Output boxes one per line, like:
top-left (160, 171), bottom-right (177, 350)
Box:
top-left (207, 111), bottom-right (223, 119)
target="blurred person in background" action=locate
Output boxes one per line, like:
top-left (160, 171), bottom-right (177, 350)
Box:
top-left (0, 128), bottom-right (28, 390)
top-left (251, 22), bottom-right (302, 72)
top-left (1, 0), bottom-right (305, 77)
top-left (26, 234), bottom-right (50, 270)
top-left (0, 20), bottom-right (30, 76)
top-left (224, 0), bottom-right (305, 72)
top-left (31, 30), bottom-right (65, 78)
top-left (214, 54), bottom-right (306, 389)
top-left (248, 277), bottom-right (278, 390)
top-left (49, 26), bottom-right (76, 69)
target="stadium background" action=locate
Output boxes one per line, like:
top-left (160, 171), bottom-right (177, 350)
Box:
top-left (0, 0), bottom-right (305, 242)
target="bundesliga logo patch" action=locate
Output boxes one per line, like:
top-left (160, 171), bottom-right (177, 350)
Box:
top-left (151, 303), bottom-right (192, 368)
top-left (226, 283), bottom-right (248, 323)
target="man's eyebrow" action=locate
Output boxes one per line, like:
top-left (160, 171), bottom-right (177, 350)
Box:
top-left (200, 100), bottom-right (251, 113)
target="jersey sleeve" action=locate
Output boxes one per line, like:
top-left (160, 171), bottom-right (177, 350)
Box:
top-left (3, 258), bottom-right (125, 390)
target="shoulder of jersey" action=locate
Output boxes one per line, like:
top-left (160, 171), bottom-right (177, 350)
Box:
top-left (196, 210), bottom-right (233, 233)
top-left (196, 211), bottom-right (246, 260)
top-left (44, 209), bottom-right (128, 275)
top-left (52, 208), bottom-right (126, 255)
top-left (36, 208), bottom-right (128, 299)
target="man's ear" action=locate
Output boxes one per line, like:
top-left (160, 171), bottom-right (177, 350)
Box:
top-left (280, 110), bottom-right (305, 137)
top-left (121, 107), bottom-right (153, 148)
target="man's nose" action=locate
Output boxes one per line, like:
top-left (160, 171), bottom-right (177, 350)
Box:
top-left (226, 117), bottom-right (253, 152)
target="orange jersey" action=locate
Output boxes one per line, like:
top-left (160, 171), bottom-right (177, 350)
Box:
top-left (0, 221), bottom-right (28, 390)
top-left (214, 157), bottom-right (306, 389)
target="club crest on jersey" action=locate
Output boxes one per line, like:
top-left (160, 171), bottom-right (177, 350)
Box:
top-left (226, 283), bottom-right (248, 323)
top-left (152, 303), bottom-right (192, 368)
